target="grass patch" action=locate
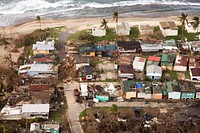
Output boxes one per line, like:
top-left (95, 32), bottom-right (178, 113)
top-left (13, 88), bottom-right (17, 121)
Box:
top-left (93, 28), bottom-right (117, 42)
top-left (165, 26), bottom-right (199, 41)
top-left (130, 26), bottom-right (140, 39)
top-left (166, 70), bottom-right (178, 81)
top-left (184, 71), bottom-right (190, 79)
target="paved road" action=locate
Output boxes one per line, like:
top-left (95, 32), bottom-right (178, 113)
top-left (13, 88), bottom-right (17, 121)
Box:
top-left (64, 83), bottom-right (84, 133)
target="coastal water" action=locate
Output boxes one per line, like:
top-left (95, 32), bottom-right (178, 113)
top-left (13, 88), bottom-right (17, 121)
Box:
top-left (0, 0), bottom-right (200, 26)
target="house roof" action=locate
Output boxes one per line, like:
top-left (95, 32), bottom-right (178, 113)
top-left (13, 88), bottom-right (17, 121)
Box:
top-left (166, 82), bottom-right (180, 92)
top-left (29, 85), bottom-right (55, 91)
top-left (22, 104), bottom-right (49, 113)
top-left (29, 64), bottom-right (58, 72)
top-left (159, 21), bottom-right (178, 30)
top-left (134, 56), bottom-right (146, 63)
top-left (174, 55), bottom-right (188, 67)
top-left (85, 66), bottom-right (92, 75)
top-left (148, 56), bottom-right (161, 62)
top-left (118, 22), bottom-right (131, 30)
top-left (190, 68), bottom-right (200, 76)
top-left (122, 80), bottom-right (136, 92)
top-left (119, 65), bottom-right (134, 74)
top-left (139, 25), bottom-right (154, 31)
top-left (119, 55), bottom-right (134, 65)
top-left (161, 54), bottom-right (176, 66)
top-left (141, 43), bottom-right (163, 50)
top-left (117, 41), bottom-right (141, 50)
top-left (162, 39), bottom-right (177, 47)
top-left (146, 65), bottom-right (162, 74)
top-left (190, 41), bottom-right (200, 48)
top-left (79, 44), bottom-right (95, 54)
top-left (179, 81), bottom-right (196, 91)
top-left (189, 57), bottom-right (200, 68)
top-left (43, 123), bottom-right (59, 130)
top-left (32, 57), bottom-right (55, 63)
top-left (32, 40), bottom-right (55, 51)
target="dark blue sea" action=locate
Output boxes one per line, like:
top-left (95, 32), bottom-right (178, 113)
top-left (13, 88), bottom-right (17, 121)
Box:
top-left (0, 0), bottom-right (200, 26)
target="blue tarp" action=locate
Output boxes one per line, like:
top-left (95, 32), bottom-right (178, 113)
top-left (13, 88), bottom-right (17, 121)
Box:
top-left (96, 95), bottom-right (109, 102)
top-left (136, 83), bottom-right (143, 89)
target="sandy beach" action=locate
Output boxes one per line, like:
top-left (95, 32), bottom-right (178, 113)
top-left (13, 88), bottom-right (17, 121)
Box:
top-left (0, 16), bottom-right (184, 39)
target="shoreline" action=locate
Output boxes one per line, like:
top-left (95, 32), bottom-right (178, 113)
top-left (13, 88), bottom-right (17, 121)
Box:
top-left (0, 15), bottom-right (188, 39)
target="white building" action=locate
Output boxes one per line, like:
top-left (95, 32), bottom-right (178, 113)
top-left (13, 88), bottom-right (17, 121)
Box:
top-left (146, 65), bottom-right (162, 80)
top-left (185, 22), bottom-right (200, 33)
top-left (189, 68), bottom-right (200, 82)
top-left (22, 104), bottom-right (50, 119)
top-left (173, 55), bottom-right (188, 72)
top-left (80, 83), bottom-right (88, 97)
top-left (159, 21), bottom-right (178, 37)
top-left (189, 41), bottom-right (200, 52)
top-left (139, 25), bottom-right (153, 35)
top-left (166, 82), bottom-right (181, 99)
top-left (92, 25), bottom-right (106, 37)
top-left (116, 22), bottom-right (131, 36)
top-left (0, 105), bottom-right (22, 120)
top-left (132, 57), bottom-right (146, 71)
top-left (162, 39), bottom-right (178, 51)
top-left (141, 43), bottom-right (163, 52)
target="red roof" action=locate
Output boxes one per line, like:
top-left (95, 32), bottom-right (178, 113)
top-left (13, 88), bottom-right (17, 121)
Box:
top-left (29, 85), bottom-right (55, 91)
top-left (190, 68), bottom-right (200, 76)
top-left (33, 57), bottom-right (55, 63)
top-left (148, 56), bottom-right (161, 62)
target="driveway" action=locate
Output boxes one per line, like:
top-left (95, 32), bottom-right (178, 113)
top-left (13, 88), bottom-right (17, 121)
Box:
top-left (64, 83), bottom-right (84, 133)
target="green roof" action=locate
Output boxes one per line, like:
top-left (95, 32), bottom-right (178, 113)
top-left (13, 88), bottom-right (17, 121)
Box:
top-left (166, 82), bottom-right (178, 92)
top-left (161, 54), bottom-right (176, 66)
top-left (123, 80), bottom-right (136, 92)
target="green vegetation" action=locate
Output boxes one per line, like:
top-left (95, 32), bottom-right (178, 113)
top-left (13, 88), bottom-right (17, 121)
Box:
top-left (104, 78), bottom-right (119, 82)
top-left (130, 26), bottom-right (140, 39)
top-left (68, 30), bottom-right (94, 43)
top-left (166, 69), bottom-right (178, 81)
top-left (93, 28), bottom-right (117, 42)
top-left (185, 71), bottom-right (190, 79)
top-left (110, 104), bottom-right (118, 113)
top-left (165, 26), bottom-right (199, 41)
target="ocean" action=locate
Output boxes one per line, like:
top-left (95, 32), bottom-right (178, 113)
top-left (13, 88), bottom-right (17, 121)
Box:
top-left (0, 0), bottom-right (200, 26)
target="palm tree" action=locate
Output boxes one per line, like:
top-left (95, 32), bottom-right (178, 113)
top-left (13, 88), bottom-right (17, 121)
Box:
top-left (36, 15), bottom-right (41, 30)
top-left (100, 19), bottom-right (108, 29)
top-left (192, 16), bottom-right (200, 32)
top-left (179, 13), bottom-right (188, 39)
top-left (112, 11), bottom-right (118, 32)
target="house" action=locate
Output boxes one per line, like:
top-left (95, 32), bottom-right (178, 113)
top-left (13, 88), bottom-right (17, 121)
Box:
top-left (146, 56), bottom-right (161, 66)
top-left (30, 122), bottom-right (42, 133)
top-left (166, 82), bottom-right (181, 99)
top-left (179, 81), bottom-right (196, 99)
top-left (162, 39), bottom-right (178, 52)
top-left (22, 104), bottom-right (50, 119)
top-left (119, 55), bottom-right (134, 65)
top-left (19, 64), bottom-right (58, 76)
top-left (173, 55), bottom-right (188, 72)
top-left (137, 82), bottom-right (152, 99)
top-left (91, 25), bottom-right (106, 37)
top-left (32, 39), bottom-right (55, 55)
top-left (146, 65), bottom-right (162, 80)
top-left (161, 54), bottom-right (176, 70)
top-left (80, 83), bottom-right (88, 97)
top-left (159, 21), bottom-right (178, 37)
top-left (95, 43), bottom-right (117, 57)
top-left (196, 88), bottom-right (200, 99)
top-left (132, 57), bottom-right (146, 71)
top-left (122, 80), bottom-right (137, 99)
top-left (118, 65), bottom-right (135, 79)
top-left (189, 56), bottom-right (200, 69)
top-left (189, 41), bottom-right (200, 52)
top-left (0, 105), bottom-right (22, 120)
top-left (141, 43), bottom-right (163, 52)
top-left (75, 56), bottom-right (90, 70)
top-left (116, 22), bottom-right (131, 36)
top-left (117, 41), bottom-right (141, 54)
top-left (43, 122), bottom-right (60, 133)
top-left (189, 68), bottom-right (200, 82)
top-left (79, 44), bottom-right (96, 56)
top-left (152, 82), bottom-right (164, 99)
top-left (185, 22), bottom-right (200, 33)
top-left (78, 66), bottom-right (93, 81)
top-left (104, 83), bottom-right (116, 95)
top-left (139, 25), bottom-right (154, 35)
top-left (32, 57), bottom-right (55, 64)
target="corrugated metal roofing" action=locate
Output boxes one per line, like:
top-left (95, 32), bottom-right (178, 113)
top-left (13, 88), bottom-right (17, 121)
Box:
top-left (22, 104), bottom-right (49, 113)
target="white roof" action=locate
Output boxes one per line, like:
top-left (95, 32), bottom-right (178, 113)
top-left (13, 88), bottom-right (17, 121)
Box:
top-left (1, 105), bottom-right (22, 115)
top-left (32, 40), bottom-right (55, 51)
top-left (146, 65), bottom-right (162, 75)
top-left (133, 57), bottom-right (146, 71)
top-left (80, 83), bottom-right (88, 96)
top-left (29, 64), bottom-right (56, 72)
top-left (118, 22), bottom-right (130, 30)
top-left (22, 104), bottom-right (49, 113)
top-left (141, 43), bottom-right (163, 50)
top-left (30, 122), bottom-right (40, 132)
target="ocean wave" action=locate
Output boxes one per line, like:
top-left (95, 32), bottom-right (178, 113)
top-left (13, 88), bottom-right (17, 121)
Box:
top-left (0, 0), bottom-right (200, 15)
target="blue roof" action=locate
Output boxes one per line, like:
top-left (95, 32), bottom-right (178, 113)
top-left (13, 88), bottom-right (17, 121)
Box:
top-left (136, 83), bottom-right (143, 89)
top-left (85, 66), bottom-right (92, 75)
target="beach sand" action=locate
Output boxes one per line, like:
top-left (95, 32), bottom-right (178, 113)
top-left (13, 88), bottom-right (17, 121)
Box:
top-left (0, 15), bottom-right (184, 39)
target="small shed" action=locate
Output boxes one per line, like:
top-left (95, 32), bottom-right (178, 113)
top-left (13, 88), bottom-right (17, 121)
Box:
top-left (152, 82), bottom-right (164, 99)
top-left (132, 57), bottom-right (146, 71)
top-left (162, 39), bottom-right (178, 52)
top-left (116, 22), bottom-right (131, 36)
top-left (173, 55), bottom-right (188, 72)
top-left (137, 82), bottom-right (152, 99)
top-left (161, 54), bottom-right (176, 70)
top-left (159, 21), bottom-right (178, 37)
top-left (146, 56), bottom-right (161, 66)
top-left (118, 65), bottom-right (135, 79)
top-left (189, 68), bottom-right (200, 82)
top-left (80, 83), bottom-right (88, 97)
top-left (166, 82), bottom-right (181, 99)
top-left (92, 25), bottom-right (106, 37)
top-left (179, 81), bottom-right (196, 99)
